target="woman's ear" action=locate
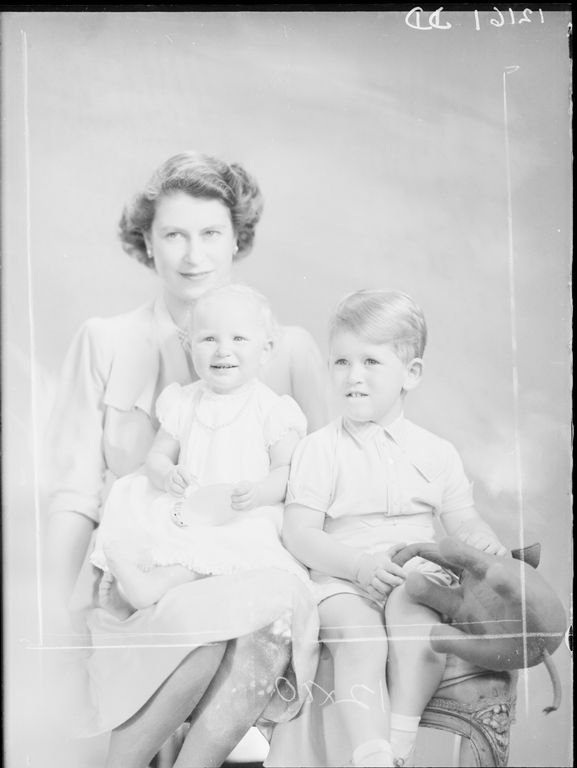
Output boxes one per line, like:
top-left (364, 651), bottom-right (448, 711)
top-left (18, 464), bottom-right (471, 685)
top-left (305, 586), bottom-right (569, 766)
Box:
top-left (143, 232), bottom-right (153, 259)
top-left (403, 358), bottom-right (423, 392)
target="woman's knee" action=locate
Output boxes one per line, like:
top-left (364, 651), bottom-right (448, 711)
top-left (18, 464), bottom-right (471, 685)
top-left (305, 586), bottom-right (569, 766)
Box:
top-left (236, 620), bottom-right (292, 676)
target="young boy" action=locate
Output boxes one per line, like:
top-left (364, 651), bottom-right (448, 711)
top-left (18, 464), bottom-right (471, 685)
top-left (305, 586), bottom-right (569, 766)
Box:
top-left (275, 290), bottom-right (506, 768)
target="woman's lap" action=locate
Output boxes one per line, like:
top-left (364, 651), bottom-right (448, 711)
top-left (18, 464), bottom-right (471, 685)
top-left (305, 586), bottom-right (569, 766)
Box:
top-left (81, 568), bottom-right (319, 737)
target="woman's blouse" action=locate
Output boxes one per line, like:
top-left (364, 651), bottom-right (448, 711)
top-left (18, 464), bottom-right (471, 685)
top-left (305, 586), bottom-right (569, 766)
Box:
top-left (47, 297), bottom-right (325, 525)
top-left (286, 416), bottom-right (475, 534)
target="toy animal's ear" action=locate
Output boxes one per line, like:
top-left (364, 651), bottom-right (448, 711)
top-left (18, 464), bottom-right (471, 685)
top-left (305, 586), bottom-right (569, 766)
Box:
top-left (511, 543), bottom-right (541, 569)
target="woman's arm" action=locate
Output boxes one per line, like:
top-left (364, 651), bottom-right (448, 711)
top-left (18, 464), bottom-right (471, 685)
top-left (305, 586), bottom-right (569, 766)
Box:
top-left (286, 327), bottom-right (330, 433)
top-left (441, 507), bottom-right (507, 555)
top-left (44, 510), bottom-right (96, 631)
top-left (145, 427), bottom-right (190, 494)
top-left (44, 321), bottom-right (111, 629)
top-left (231, 430), bottom-right (300, 510)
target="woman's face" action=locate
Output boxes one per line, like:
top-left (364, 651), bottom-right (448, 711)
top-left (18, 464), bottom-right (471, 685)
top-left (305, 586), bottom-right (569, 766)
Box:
top-left (146, 192), bottom-right (237, 305)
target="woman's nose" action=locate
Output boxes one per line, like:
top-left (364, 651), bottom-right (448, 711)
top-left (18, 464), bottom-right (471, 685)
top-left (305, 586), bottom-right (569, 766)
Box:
top-left (182, 235), bottom-right (203, 265)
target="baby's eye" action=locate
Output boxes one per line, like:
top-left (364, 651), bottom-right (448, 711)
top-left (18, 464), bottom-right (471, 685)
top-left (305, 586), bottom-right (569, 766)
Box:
top-left (233, 336), bottom-right (247, 342)
top-left (202, 336), bottom-right (216, 343)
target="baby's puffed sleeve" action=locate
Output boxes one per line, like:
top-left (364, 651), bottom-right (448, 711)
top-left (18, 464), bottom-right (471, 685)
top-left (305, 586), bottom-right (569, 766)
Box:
top-left (285, 429), bottom-right (335, 513)
top-left (264, 395), bottom-right (307, 449)
top-left (155, 383), bottom-right (188, 441)
top-left (438, 441), bottom-right (475, 516)
top-left (47, 320), bottom-right (109, 524)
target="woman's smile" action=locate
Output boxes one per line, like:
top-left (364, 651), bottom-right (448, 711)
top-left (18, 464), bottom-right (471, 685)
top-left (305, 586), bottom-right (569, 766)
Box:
top-left (179, 269), bottom-right (214, 281)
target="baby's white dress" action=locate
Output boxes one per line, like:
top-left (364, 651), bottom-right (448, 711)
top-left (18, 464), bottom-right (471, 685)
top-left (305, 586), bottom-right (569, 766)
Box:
top-left (92, 379), bottom-right (309, 585)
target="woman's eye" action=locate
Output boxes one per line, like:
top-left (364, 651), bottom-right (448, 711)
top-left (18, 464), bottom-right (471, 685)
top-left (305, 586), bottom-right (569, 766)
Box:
top-left (203, 230), bottom-right (221, 238)
top-left (165, 231), bottom-right (183, 240)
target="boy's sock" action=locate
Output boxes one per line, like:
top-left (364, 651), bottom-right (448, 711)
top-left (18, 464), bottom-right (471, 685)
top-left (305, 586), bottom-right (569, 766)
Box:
top-left (352, 738), bottom-right (394, 767)
top-left (390, 714), bottom-right (420, 767)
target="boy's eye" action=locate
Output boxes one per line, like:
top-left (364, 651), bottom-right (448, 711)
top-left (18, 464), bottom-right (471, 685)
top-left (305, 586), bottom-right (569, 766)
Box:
top-left (365, 358), bottom-right (380, 366)
top-left (334, 358), bottom-right (348, 366)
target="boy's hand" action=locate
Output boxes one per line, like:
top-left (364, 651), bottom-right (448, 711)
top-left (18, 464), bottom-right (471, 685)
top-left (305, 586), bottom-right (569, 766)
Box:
top-left (457, 531), bottom-right (507, 556)
top-left (164, 464), bottom-right (193, 496)
top-left (354, 542), bottom-right (407, 599)
top-left (231, 481), bottom-right (261, 511)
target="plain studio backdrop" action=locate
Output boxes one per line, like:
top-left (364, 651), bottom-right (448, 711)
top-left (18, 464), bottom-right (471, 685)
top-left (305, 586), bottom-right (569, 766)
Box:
top-left (2, 9), bottom-right (572, 768)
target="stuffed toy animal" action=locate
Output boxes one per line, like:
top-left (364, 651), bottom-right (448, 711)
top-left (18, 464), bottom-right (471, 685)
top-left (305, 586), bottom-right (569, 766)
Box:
top-left (392, 537), bottom-right (567, 712)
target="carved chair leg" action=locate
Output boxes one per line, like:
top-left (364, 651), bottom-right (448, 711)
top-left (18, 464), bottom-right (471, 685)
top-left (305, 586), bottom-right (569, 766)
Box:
top-left (421, 695), bottom-right (515, 767)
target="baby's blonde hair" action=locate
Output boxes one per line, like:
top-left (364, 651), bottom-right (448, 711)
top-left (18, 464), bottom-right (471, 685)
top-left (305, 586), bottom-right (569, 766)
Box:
top-left (189, 283), bottom-right (278, 340)
top-left (330, 290), bottom-right (427, 363)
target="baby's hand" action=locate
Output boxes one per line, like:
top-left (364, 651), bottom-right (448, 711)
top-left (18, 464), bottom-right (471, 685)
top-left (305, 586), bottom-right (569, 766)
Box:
top-left (231, 481), bottom-right (261, 511)
top-left (353, 542), bottom-right (407, 600)
top-left (457, 531), bottom-right (507, 556)
top-left (164, 465), bottom-right (193, 497)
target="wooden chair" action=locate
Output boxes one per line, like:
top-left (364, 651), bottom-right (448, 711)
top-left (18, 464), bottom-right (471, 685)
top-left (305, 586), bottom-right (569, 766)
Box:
top-left (150, 658), bottom-right (518, 768)
top-left (421, 659), bottom-right (517, 767)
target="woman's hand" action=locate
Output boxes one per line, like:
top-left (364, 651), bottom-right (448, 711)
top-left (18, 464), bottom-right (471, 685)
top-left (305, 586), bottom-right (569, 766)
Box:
top-left (353, 543), bottom-right (407, 600)
top-left (456, 531), bottom-right (507, 556)
top-left (231, 481), bottom-right (261, 511)
top-left (164, 464), bottom-right (193, 496)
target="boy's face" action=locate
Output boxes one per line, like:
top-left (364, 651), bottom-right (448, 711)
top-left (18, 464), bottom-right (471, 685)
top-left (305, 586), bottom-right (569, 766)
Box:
top-left (190, 295), bottom-right (272, 394)
top-left (329, 330), bottom-right (422, 425)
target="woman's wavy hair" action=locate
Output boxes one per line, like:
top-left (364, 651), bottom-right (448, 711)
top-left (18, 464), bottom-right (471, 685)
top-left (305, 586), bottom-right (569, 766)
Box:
top-left (119, 151), bottom-right (264, 269)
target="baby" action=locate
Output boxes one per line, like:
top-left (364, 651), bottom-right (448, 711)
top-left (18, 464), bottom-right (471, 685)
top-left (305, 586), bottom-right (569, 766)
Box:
top-left (278, 290), bottom-right (506, 768)
top-left (91, 284), bottom-right (310, 615)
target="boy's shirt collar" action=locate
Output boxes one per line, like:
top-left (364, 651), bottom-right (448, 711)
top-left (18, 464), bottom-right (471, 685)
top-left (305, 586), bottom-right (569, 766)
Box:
top-left (342, 413), bottom-right (406, 446)
top-left (342, 415), bottom-right (440, 482)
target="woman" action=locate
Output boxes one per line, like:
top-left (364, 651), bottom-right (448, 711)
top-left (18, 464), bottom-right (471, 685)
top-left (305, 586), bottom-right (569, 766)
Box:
top-left (44, 151), bottom-right (328, 768)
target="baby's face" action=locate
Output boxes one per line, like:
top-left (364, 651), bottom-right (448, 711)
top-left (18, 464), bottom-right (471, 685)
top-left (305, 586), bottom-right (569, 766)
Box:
top-left (330, 330), bottom-right (416, 426)
top-left (190, 295), bottom-right (271, 393)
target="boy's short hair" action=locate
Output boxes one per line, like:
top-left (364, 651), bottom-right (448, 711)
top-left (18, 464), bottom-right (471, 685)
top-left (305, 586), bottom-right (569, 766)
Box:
top-left (330, 290), bottom-right (427, 363)
top-left (189, 283), bottom-right (278, 340)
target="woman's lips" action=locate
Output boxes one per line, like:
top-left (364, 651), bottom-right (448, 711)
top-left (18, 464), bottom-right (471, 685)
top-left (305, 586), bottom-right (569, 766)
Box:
top-left (179, 270), bottom-right (212, 280)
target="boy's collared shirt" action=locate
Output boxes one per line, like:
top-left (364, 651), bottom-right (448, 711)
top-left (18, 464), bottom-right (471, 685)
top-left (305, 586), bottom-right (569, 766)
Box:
top-left (287, 414), bottom-right (474, 521)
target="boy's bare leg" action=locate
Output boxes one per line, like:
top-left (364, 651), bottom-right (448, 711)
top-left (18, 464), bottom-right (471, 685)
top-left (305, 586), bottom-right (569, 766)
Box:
top-left (319, 594), bottom-right (394, 767)
top-left (385, 584), bottom-right (446, 766)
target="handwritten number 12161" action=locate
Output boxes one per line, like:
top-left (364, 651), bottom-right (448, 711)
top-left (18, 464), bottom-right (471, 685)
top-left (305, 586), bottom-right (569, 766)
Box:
top-left (475, 8), bottom-right (545, 29)
top-left (405, 8), bottom-right (545, 31)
